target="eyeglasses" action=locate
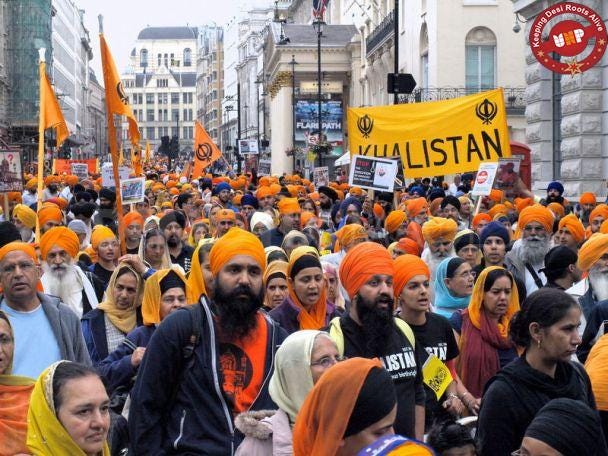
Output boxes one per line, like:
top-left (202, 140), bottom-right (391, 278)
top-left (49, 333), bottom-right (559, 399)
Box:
top-left (310, 355), bottom-right (346, 368)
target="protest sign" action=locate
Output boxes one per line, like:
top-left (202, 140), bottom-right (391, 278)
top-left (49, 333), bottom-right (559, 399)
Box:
top-left (102, 162), bottom-right (131, 187)
top-left (258, 160), bottom-right (271, 176)
top-left (348, 155), bottom-right (398, 192)
top-left (313, 166), bottom-right (329, 187)
top-left (54, 158), bottom-right (98, 175)
top-left (238, 139), bottom-right (259, 155)
top-left (471, 162), bottom-right (499, 196)
top-left (70, 163), bottom-right (89, 180)
top-left (120, 177), bottom-right (145, 204)
top-left (0, 151), bottom-right (23, 192)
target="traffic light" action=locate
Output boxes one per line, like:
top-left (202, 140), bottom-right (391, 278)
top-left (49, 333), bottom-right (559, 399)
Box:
top-left (169, 135), bottom-right (179, 159)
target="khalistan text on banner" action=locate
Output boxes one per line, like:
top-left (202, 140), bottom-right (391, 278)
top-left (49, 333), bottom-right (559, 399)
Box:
top-left (347, 88), bottom-right (511, 178)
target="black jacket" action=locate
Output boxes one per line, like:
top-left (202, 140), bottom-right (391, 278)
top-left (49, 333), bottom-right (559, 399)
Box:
top-left (129, 297), bottom-right (287, 455)
top-left (477, 356), bottom-right (598, 456)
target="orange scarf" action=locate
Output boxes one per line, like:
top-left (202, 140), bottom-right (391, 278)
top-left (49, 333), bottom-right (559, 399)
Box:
top-left (0, 377), bottom-right (35, 456)
top-left (287, 247), bottom-right (328, 330)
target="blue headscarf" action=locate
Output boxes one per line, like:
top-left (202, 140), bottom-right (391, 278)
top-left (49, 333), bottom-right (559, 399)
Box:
top-left (433, 256), bottom-right (471, 318)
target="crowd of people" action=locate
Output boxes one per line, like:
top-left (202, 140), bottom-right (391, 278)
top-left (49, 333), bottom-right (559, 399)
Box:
top-left (0, 167), bottom-right (607, 455)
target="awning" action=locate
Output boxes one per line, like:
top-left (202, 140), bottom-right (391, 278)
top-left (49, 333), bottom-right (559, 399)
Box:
top-left (334, 151), bottom-right (350, 166)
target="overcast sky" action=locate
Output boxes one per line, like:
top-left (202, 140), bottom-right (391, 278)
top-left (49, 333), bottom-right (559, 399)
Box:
top-left (77, 0), bottom-right (252, 81)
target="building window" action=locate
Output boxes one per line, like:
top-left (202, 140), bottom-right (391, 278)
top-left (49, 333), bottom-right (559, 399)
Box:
top-left (146, 109), bottom-right (154, 121)
top-left (184, 48), bottom-right (192, 67)
top-left (157, 53), bottom-right (161, 66)
top-left (164, 54), bottom-right (168, 67)
top-left (172, 109), bottom-right (179, 121)
top-left (146, 93), bottom-right (154, 104)
top-left (171, 93), bottom-right (179, 104)
top-left (183, 92), bottom-right (193, 104)
top-left (465, 27), bottom-right (496, 92)
top-left (146, 127), bottom-right (155, 139)
top-left (158, 93), bottom-right (168, 104)
top-left (140, 48), bottom-right (148, 67)
top-left (183, 126), bottom-right (193, 139)
top-left (156, 79), bottom-right (168, 88)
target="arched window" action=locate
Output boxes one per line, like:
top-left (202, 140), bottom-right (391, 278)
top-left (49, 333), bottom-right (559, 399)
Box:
top-left (465, 27), bottom-right (496, 92)
top-left (183, 48), bottom-right (192, 67)
top-left (140, 48), bottom-right (148, 68)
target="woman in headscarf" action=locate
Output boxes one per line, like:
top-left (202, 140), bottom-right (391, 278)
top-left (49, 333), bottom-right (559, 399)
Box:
top-left (434, 257), bottom-right (474, 319)
top-left (293, 357), bottom-right (397, 456)
top-left (450, 267), bottom-right (519, 410)
top-left (187, 219), bottom-right (210, 246)
top-left (81, 263), bottom-right (144, 365)
top-left (265, 245), bottom-right (289, 264)
top-left (321, 261), bottom-right (346, 311)
top-left (0, 310), bottom-right (35, 456)
top-left (269, 246), bottom-right (340, 334)
top-left (98, 268), bottom-right (189, 394)
top-left (263, 260), bottom-right (289, 311)
top-left (138, 228), bottom-right (173, 271)
top-left (27, 361), bottom-right (111, 455)
top-left (477, 288), bottom-right (593, 456)
top-left (187, 240), bottom-right (215, 303)
top-left (235, 330), bottom-right (340, 455)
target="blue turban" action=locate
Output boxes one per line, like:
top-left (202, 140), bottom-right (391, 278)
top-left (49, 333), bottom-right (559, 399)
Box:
top-left (339, 196), bottom-right (363, 217)
top-left (241, 194), bottom-right (258, 209)
top-left (547, 181), bottom-right (564, 195)
top-left (410, 186), bottom-right (426, 197)
top-left (213, 182), bottom-right (231, 195)
top-left (480, 221), bottom-right (510, 246)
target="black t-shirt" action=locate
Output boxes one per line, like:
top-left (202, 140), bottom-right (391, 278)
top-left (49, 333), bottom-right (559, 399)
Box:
top-left (409, 313), bottom-right (459, 429)
top-left (126, 245), bottom-right (139, 254)
top-left (92, 263), bottom-right (113, 290)
top-left (171, 244), bottom-right (194, 273)
top-left (339, 314), bottom-right (425, 438)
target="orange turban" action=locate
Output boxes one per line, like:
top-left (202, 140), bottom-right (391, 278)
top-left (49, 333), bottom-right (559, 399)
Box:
top-left (277, 198), bottom-right (301, 215)
top-left (558, 213), bottom-right (585, 244)
top-left (0, 241), bottom-right (37, 263)
top-left (335, 224), bottom-right (368, 250)
top-left (209, 227), bottom-right (265, 276)
top-left (232, 194), bottom-right (242, 206)
top-left (397, 237), bottom-right (422, 257)
top-left (40, 226), bottom-right (80, 260)
top-left (384, 210), bottom-right (407, 233)
top-left (258, 176), bottom-right (270, 187)
top-left (339, 241), bottom-right (394, 300)
top-left (547, 202), bottom-right (565, 218)
top-left (308, 191), bottom-right (319, 201)
top-left (578, 233), bottom-right (608, 272)
top-left (123, 212), bottom-right (144, 230)
top-left (166, 180), bottom-right (177, 189)
top-left (515, 197), bottom-right (534, 213)
top-left (300, 211), bottom-right (317, 228)
top-left (169, 187), bottom-right (179, 196)
top-left (91, 225), bottom-right (116, 251)
top-left (393, 254), bottom-right (430, 297)
top-left (472, 213), bottom-right (491, 230)
top-left (257, 186), bottom-right (272, 199)
top-left (65, 175), bottom-right (79, 186)
top-left (601, 219), bottom-right (608, 234)
top-left (589, 204), bottom-right (608, 223)
top-left (37, 204), bottom-right (63, 226)
top-left (25, 178), bottom-right (38, 190)
top-left (488, 204), bottom-right (507, 220)
top-left (422, 217), bottom-right (458, 243)
top-left (580, 192), bottom-right (597, 205)
top-left (215, 209), bottom-right (236, 222)
top-left (373, 203), bottom-right (385, 219)
top-left (489, 189), bottom-right (504, 203)
top-left (269, 183), bottom-right (282, 195)
top-left (142, 268), bottom-right (189, 325)
top-left (429, 198), bottom-right (443, 216)
top-left (518, 204), bottom-right (554, 232)
top-left (43, 175), bottom-right (60, 187)
top-left (45, 197), bottom-right (68, 211)
top-left (152, 183), bottom-right (165, 193)
top-left (406, 197), bottom-right (429, 219)
top-left (350, 187), bottom-right (363, 197)
top-left (7, 192), bottom-right (21, 203)
top-left (12, 204), bottom-right (37, 229)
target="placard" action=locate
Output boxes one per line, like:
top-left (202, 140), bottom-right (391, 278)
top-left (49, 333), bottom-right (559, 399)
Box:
top-left (348, 155), bottom-right (398, 192)
top-left (0, 151), bottom-right (23, 192)
top-left (120, 177), bottom-right (145, 204)
top-left (102, 163), bottom-right (131, 187)
top-left (70, 163), bottom-right (89, 180)
top-left (238, 139), bottom-right (259, 155)
top-left (258, 159), bottom-right (271, 176)
top-left (471, 162), bottom-right (499, 196)
top-left (313, 166), bottom-right (329, 188)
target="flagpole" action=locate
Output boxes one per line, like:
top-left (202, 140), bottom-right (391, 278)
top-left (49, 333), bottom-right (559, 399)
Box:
top-left (99, 15), bottom-right (127, 255)
top-left (35, 48), bottom-right (47, 241)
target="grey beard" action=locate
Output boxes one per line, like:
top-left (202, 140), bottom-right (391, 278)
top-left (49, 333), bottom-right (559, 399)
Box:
top-left (589, 267), bottom-right (608, 302)
top-left (520, 237), bottom-right (550, 265)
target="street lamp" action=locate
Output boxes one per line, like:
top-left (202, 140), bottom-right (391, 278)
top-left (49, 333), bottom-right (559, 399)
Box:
top-left (312, 19), bottom-right (324, 167)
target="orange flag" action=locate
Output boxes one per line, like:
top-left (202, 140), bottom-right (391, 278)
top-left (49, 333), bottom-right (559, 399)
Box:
top-left (144, 141), bottom-right (151, 164)
top-left (132, 146), bottom-right (143, 176)
top-left (40, 62), bottom-right (69, 147)
top-left (118, 143), bottom-right (125, 166)
top-left (192, 121), bottom-right (222, 178)
top-left (99, 33), bottom-right (140, 147)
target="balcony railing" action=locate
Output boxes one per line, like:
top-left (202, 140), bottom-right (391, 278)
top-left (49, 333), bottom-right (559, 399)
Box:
top-left (397, 87), bottom-right (526, 115)
top-left (366, 11), bottom-right (394, 57)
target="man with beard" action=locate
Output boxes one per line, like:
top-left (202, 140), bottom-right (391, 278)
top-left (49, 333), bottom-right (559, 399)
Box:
top-left (213, 209), bottom-right (236, 238)
top-left (406, 197), bottom-right (430, 227)
top-left (578, 192), bottom-right (596, 225)
top-left (42, 176), bottom-right (61, 201)
top-left (11, 204), bottom-right (36, 242)
top-left (213, 181), bottom-right (236, 210)
top-left (37, 203), bottom-right (63, 234)
top-left (93, 188), bottom-right (118, 232)
top-left (384, 209), bottom-right (408, 243)
top-left (541, 181), bottom-right (566, 206)
top-left (262, 197), bottom-right (301, 247)
top-left (329, 241), bottom-right (425, 440)
top-left (21, 178), bottom-right (38, 207)
top-left (123, 211), bottom-right (144, 254)
top-left (505, 204), bottom-right (554, 297)
top-left (421, 217), bottom-right (458, 284)
top-left (159, 211), bottom-right (194, 273)
top-left (39, 227), bottom-right (103, 318)
top-left (318, 185), bottom-right (338, 230)
top-left (129, 227), bottom-right (287, 454)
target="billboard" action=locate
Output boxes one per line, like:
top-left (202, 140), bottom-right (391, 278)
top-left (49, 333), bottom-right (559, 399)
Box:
top-left (295, 100), bottom-right (343, 145)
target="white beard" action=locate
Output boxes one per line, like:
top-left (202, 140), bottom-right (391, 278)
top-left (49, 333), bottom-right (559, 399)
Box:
top-left (519, 236), bottom-right (551, 266)
top-left (589, 266), bottom-right (608, 302)
top-left (41, 263), bottom-right (84, 317)
top-left (422, 246), bottom-right (456, 281)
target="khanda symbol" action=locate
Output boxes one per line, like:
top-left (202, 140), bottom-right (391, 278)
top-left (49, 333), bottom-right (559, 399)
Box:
top-left (476, 98), bottom-right (498, 125)
top-left (196, 142), bottom-right (213, 162)
top-left (116, 81), bottom-right (129, 105)
top-left (357, 114), bottom-right (374, 138)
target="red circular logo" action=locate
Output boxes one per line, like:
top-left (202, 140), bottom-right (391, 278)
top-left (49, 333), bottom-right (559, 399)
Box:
top-left (477, 170), bottom-right (488, 184)
top-left (529, 2), bottom-right (607, 75)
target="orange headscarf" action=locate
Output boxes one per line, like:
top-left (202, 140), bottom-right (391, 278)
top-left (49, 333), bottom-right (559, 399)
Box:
top-left (0, 242), bottom-right (37, 263)
top-left (287, 247), bottom-right (328, 330)
top-left (384, 210), bottom-right (407, 234)
top-left (472, 213), bottom-right (491, 230)
top-left (421, 217), bottom-right (458, 243)
top-left (601, 219), bottom-right (608, 234)
top-left (405, 197), bottom-right (428, 219)
top-left (393, 254), bottom-right (430, 297)
top-left (578, 233), bottom-right (608, 272)
top-left (91, 225), bottom-right (116, 251)
top-left (293, 358), bottom-right (384, 456)
top-left (339, 242), bottom-right (394, 300)
top-left (37, 204), bottom-right (63, 227)
top-left (335, 224), bottom-right (368, 250)
top-left (39, 227), bottom-right (80, 260)
top-left (277, 198), bottom-right (301, 215)
top-left (209, 227), bottom-right (265, 276)
top-left (580, 192), bottom-right (597, 205)
top-left (558, 213), bottom-right (585, 244)
top-left (517, 204), bottom-right (554, 232)
top-left (142, 268), bottom-right (189, 325)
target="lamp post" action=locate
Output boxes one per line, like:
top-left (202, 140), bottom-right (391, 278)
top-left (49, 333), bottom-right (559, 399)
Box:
top-left (313, 19), bottom-right (324, 167)
top-left (393, 0), bottom-right (399, 105)
top-left (289, 54), bottom-right (298, 172)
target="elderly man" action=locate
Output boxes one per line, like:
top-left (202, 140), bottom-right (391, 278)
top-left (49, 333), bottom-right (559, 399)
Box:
top-left (506, 204), bottom-right (554, 296)
top-left (384, 210), bottom-right (409, 243)
top-left (123, 211), bottom-right (144, 254)
top-left (579, 192), bottom-right (596, 225)
top-left (11, 204), bottom-right (36, 242)
top-left (0, 241), bottom-right (90, 378)
top-left (129, 228), bottom-right (287, 453)
top-left (40, 226), bottom-right (103, 318)
top-left (406, 197), bottom-right (430, 226)
top-left (37, 203), bottom-right (63, 234)
top-left (159, 211), bottom-right (194, 273)
top-left (421, 217), bottom-right (458, 282)
top-left (554, 213), bottom-right (585, 252)
top-left (262, 197), bottom-right (301, 247)
top-left (330, 241), bottom-right (425, 440)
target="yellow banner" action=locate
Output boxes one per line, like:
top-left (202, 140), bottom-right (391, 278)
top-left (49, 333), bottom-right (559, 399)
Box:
top-left (347, 88), bottom-right (511, 178)
top-left (422, 354), bottom-right (453, 400)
